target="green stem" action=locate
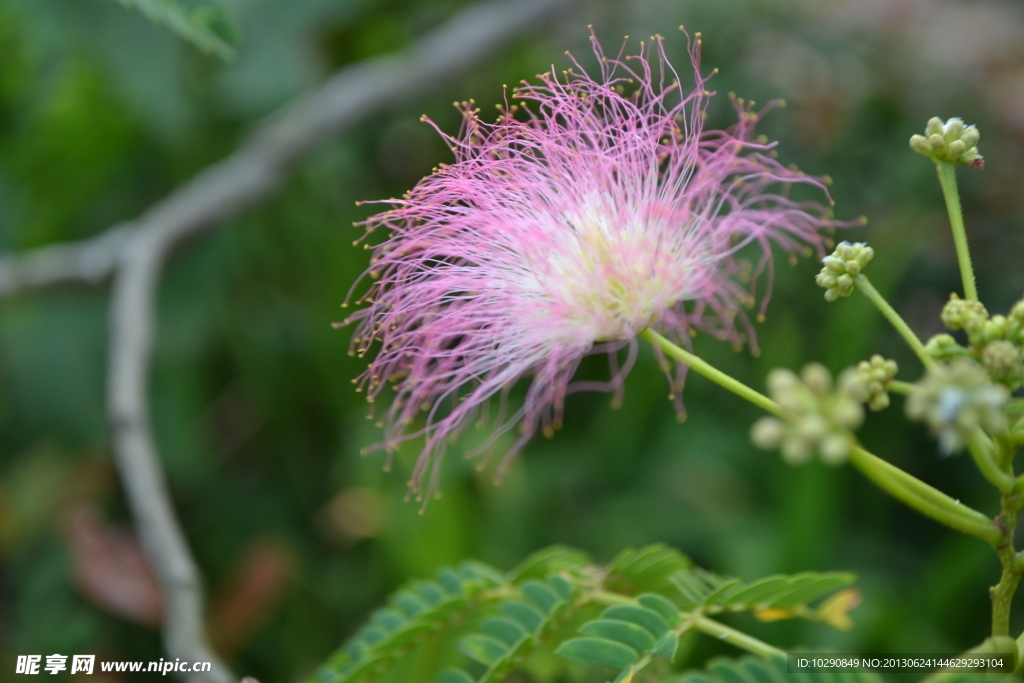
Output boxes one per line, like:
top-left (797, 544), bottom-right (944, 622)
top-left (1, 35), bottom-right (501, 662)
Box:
top-left (855, 275), bottom-right (940, 372)
top-left (640, 328), bottom-right (1003, 545)
top-left (989, 432), bottom-right (1023, 638)
top-left (935, 160), bottom-right (979, 301)
top-left (848, 446), bottom-right (1003, 545)
top-left (690, 616), bottom-right (786, 659)
top-left (1013, 551), bottom-right (1024, 573)
top-left (968, 429), bottom-right (1016, 494)
top-left (888, 380), bottom-right (917, 395)
top-left (991, 493), bottom-right (1022, 637)
top-left (640, 329), bottom-right (783, 418)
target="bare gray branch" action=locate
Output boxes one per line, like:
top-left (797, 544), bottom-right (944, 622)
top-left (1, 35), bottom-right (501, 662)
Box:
top-left (93, 0), bottom-right (576, 681)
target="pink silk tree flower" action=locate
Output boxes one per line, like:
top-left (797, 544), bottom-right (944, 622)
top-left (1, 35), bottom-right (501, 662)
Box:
top-left (341, 31), bottom-right (840, 501)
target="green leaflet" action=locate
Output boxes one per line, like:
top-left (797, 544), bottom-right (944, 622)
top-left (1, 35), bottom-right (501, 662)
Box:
top-left (556, 638), bottom-right (639, 670)
top-left (671, 568), bottom-right (857, 619)
top-left (555, 596), bottom-right (683, 680)
top-left (606, 544), bottom-right (693, 596)
top-left (308, 561), bottom-right (504, 683)
top-left (109, 0), bottom-right (238, 60)
top-left (508, 544), bottom-right (592, 581)
top-left (444, 572), bottom-right (581, 683)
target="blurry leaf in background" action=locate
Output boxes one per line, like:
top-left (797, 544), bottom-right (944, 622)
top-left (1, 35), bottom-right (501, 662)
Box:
top-left (63, 504), bottom-right (164, 627)
top-left (317, 487), bottom-right (386, 547)
top-left (1, 451), bottom-right (114, 554)
top-left (107, 0), bottom-right (238, 61)
top-left (207, 539), bottom-right (295, 657)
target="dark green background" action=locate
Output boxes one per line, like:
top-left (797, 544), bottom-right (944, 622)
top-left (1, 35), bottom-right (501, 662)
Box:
top-left (2, 0), bottom-right (1024, 680)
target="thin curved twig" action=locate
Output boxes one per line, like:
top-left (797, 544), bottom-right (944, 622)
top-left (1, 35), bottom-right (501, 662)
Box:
top-left (2, 0), bottom-right (578, 681)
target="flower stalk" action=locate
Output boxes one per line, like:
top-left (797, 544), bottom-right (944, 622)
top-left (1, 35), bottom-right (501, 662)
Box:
top-left (935, 161), bottom-right (979, 301)
top-left (854, 274), bottom-right (939, 372)
top-left (640, 328), bottom-right (1002, 544)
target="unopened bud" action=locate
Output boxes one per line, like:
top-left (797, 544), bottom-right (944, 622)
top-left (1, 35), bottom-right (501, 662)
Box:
top-left (751, 417), bottom-right (785, 449)
top-left (755, 363), bottom-right (867, 466)
top-left (926, 333), bottom-right (963, 360)
top-left (981, 339), bottom-right (1023, 388)
top-left (846, 355), bottom-right (898, 412)
top-left (833, 396), bottom-right (865, 429)
top-left (781, 436), bottom-right (814, 465)
top-left (983, 315), bottom-right (1009, 341)
top-left (909, 134), bottom-right (929, 153)
top-left (941, 293), bottom-right (988, 333)
top-left (1009, 299), bottom-right (1024, 323)
top-left (911, 117), bottom-right (984, 167)
top-left (801, 363), bottom-right (832, 396)
top-left (961, 127), bottom-right (980, 149)
top-left (944, 118), bottom-right (964, 141)
top-left (819, 434), bottom-right (850, 465)
top-left (817, 242), bottom-right (873, 301)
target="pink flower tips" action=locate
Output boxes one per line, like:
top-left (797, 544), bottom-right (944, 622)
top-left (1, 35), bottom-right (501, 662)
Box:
top-left (342, 30), bottom-right (839, 500)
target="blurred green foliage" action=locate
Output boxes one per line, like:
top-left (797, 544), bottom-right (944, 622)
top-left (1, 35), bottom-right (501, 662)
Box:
top-left (2, 0), bottom-right (1024, 680)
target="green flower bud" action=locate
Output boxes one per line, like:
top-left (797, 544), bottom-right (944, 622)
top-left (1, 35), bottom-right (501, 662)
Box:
top-left (840, 355), bottom-right (898, 412)
top-left (801, 363), bottom-right (832, 397)
top-left (1010, 299), bottom-right (1024, 323)
top-left (750, 417), bottom-right (785, 449)
top-left (816, 242), bottom-right (874, 301)
top-left (981, 339), bottom-right (1023, 388)
top-left (869, 392), bottom-right (891, 412)
top-left (906, 359), bottom-right (1010, 454)
top-left (910, 117), bottom-right (984, 167)
top-left (753, 363), bottom-right (866, 466)
top-left (909, 134), bottom-right (930, 154)
top-left (781, 436), bottom-right (814, 465)
top-left (833, 396), bottom-right (865, 430)
top-left (941, 293), bottom-right (988, 333)
top-left (925, 333), bottom-right (964, 360)
top-left (983, 315), bottom-right (1009, 341)
top-left (796, 414), bottom-right (830, 441)
top-left (961, 127), bottom-right (980, 149)
top-left (944, 118), bottom-right (964, 141)
top-left (819, 433), bottom-right (851, 465)
top-left (767, 368), bottom-right (800, 396)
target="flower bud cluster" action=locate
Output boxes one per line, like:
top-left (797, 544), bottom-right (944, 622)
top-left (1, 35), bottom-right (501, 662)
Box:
top-left (750, 363), bottom-right (865, 466)
top-left (909, 117), bottom-right (983, 168)
top-left (845, 355), bottom-right (899, 411)
top-left (906, 359), bottom-right (1009, 453)
top-left (925, 333), bottom-right (967, 362)
top-left (815, 242), bottom-right (874, 302)
top-left (939, 294), bottom-right (1024, 390)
